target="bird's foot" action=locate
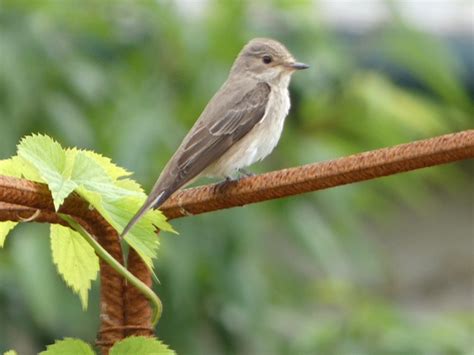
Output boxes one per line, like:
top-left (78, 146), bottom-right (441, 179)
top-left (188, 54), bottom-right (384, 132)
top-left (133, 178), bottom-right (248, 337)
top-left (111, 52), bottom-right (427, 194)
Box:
top-left (213, 170), bottom-right (255, 194)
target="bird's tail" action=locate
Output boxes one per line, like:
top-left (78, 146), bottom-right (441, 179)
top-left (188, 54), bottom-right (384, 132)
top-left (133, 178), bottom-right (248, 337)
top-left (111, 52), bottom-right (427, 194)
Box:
top-left (119, 189), bottom-right (171, 239)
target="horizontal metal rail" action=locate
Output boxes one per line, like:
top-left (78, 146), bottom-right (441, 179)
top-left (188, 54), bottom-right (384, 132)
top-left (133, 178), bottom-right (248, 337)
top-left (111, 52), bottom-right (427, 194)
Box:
top-left (160, 130), bottom-right (474, 219)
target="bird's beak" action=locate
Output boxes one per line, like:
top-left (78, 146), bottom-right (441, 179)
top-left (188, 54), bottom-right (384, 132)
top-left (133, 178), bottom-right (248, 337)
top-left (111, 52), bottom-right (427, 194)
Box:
top-left (286, 62), bottom-right (310, 70)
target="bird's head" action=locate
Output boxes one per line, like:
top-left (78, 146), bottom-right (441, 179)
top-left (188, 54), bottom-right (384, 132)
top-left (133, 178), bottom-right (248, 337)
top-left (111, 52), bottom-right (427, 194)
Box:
top-left (230, 38), bottom-right (309, 83)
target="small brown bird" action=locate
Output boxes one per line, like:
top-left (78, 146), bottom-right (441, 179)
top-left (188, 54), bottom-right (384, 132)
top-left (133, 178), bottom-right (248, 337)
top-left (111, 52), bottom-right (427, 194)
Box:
top-left (121, 38), bottom-right (308, 237)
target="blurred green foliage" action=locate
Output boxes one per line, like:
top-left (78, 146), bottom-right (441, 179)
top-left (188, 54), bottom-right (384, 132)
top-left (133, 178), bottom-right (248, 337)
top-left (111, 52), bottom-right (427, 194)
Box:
top-left (0, 1), bottom-right (472, 354)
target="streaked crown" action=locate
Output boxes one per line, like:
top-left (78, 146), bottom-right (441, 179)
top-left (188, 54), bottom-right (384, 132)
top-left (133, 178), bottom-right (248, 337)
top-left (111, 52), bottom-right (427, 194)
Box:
top-left (230, 38), bottom-right (296, 79)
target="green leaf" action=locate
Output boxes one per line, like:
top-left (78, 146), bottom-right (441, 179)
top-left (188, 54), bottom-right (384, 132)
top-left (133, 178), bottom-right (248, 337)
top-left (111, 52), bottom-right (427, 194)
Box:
top-left (0, 155), bottom-right (45, 183)
top-left (110, 336), bottom-right (176, 355)
top-left (14, 134), bottom-right (174, 272)
top-left (40, 338), bottom-right (95, 355)
top-left (104, 198), bottom-right (159, 268)
top-left (50, 224), bottom-right (99, 309)
top-left (77, 189), bottom-right (164, 269)
top-left (115, 178), bottom-right (145, 193)
top-left (80, 149), bottom-right (132, 180)
top-left (0, 221), bottom-right (17, 247)
top-left (3, 350), bottom-right (18, 355)
top-left (0, 158), bottom-right (21, 177)
top-left (17, 134), bottom-right (77, 210)
top-left (69, 150), bottom-right (142, 201)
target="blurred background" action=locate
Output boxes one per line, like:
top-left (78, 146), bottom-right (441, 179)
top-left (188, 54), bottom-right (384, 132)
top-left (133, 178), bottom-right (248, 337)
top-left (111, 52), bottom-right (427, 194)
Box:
top-left (0, 0), bottom-right (473, 354)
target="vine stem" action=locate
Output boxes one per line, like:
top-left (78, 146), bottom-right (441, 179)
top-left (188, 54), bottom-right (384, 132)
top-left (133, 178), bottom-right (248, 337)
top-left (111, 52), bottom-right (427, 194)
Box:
top-left (60, 214), bottom-right (162, 326)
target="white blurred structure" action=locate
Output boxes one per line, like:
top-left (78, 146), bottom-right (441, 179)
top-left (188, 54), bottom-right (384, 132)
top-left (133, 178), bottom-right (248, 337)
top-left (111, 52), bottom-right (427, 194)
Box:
top-left (319, 0), bottom-right (474, 35)
top-left (177, 0), bottom-right (474, 36)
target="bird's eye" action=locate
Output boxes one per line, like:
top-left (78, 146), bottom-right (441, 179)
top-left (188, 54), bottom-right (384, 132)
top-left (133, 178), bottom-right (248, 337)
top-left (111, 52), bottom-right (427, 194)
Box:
top-left (262, 55), bottom-right (272, 64)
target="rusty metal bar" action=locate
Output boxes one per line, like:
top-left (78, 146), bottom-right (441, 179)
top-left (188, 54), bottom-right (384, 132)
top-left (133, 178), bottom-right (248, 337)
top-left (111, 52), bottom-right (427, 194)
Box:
top-left (160, 130), bottom-right (474, 219)
top-left (0, 179), bottom-right (126, 355)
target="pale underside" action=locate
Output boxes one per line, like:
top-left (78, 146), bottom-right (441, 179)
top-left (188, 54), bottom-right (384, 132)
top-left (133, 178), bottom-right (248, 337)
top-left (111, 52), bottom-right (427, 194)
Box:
top-left (202, 80), bottom-right (290, 177)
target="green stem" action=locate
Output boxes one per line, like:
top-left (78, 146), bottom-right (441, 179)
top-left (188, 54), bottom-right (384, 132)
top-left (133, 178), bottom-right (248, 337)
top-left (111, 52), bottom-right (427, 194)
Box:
top-left (60, 214), bottom-right (162, 326)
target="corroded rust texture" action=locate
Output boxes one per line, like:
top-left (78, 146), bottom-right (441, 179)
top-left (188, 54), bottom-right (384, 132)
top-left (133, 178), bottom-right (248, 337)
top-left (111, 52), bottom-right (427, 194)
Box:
top-left (160, 130), bottom-right (474, 219)
top-left (124, 248), bottom-right (154, 337)
top-left (1, 129), bottom-right (473, 354)
top-left (0, 178), bottom-right (126, 355)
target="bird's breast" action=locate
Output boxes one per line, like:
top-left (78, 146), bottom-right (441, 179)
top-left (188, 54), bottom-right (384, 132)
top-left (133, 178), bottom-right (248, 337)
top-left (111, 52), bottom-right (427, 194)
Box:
top-left (253, 85), bottom-right (290, 159)
top-left (203, 85), bottom-right (291, 178)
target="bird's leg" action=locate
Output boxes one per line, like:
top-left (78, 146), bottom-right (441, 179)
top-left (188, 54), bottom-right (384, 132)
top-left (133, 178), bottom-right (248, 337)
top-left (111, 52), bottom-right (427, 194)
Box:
top-left (214, 169), bottom-right (255, 194)
top-left (238, 168), bottom-right (255, 177)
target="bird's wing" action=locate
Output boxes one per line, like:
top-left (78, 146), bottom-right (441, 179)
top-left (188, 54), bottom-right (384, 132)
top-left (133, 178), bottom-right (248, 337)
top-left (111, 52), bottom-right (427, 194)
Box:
top-left (120, 81), bottom-right (270, 238)
top-left (175, 81), bottom-right (271, 183)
